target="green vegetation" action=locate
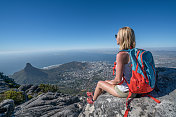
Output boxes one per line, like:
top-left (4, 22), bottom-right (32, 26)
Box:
top-left (59, 86), bottom-right (80, 95)
top-left (27, 94), bottom-right (33, 100)
top-left (0, 72), bottom-right (22, 104)
top-left (3, 90), bottom-right (25, 105)
top-left (8, 82), bottom-right (20, 88)
top-left (39, 84), bottom-right (59, 93)
top-left (37, 92), bottom-right (43, 96)
top-left (58, 85), bottom-right (87, 96)
top-left (0, 93), bottom-right (6, 103)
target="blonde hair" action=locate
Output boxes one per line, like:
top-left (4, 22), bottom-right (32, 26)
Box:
top-left (117, 27), bottom-right (136, 50)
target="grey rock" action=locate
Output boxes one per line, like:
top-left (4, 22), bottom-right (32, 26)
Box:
top-left (14, 92), bottom-right (86, 117)
top-left (18, 84), bottom-right (33, 92)
top-left (0, 99), bottom-right (15, 117)
top-left (26, 85), bottom-right (39, 95)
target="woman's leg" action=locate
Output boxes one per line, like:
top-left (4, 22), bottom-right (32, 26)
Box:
top-left (93, 81), bottom-right (121, 101)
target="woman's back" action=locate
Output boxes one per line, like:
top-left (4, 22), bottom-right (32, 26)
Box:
top-left (116, 52), bottom-right (132, 92)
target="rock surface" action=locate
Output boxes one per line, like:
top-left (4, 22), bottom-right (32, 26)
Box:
top-left (79, 67), bottom-right (176, 117)
top-left (0, 99), bottom-right (15, 117)
top-left (18, 84), bottom-right (40, 96)
top-left (14, 92), bottom-right (86, 117)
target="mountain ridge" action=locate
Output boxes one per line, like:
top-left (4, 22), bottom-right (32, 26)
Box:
top-left (9, 61), bottom-right (113, 95)
top-left (10, 61), bottom-right (109, 85)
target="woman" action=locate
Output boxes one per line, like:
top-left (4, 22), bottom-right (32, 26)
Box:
top-left (87, 26), bottom-right (137, 104)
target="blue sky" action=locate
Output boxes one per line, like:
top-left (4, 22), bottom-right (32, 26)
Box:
top-left (0, 0), bottom-right (176, 53)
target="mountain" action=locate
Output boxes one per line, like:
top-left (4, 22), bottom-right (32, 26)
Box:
top-left (10, 61), bottom-right (90, 85)
top-left (10, 63), bottom-right (48, 84)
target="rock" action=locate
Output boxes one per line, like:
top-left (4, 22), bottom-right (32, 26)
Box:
top-left (79, 67), bottom-right (176, 117)
top-left (0, 99), bottom-right (15, 117)
top-left (18, 84), bottom-right (33, 92)
top-left (14, 92), bottom-right (86, 117)
top-left (79, 91), bottom-right (176, 117)
top-left (26, 85), bottom-right (39, 95)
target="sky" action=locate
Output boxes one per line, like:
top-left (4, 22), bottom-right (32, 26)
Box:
top-left (0, 0), bottom-right (176, 53)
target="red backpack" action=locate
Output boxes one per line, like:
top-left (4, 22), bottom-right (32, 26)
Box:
top-left (113, 48), bottom-right (161, 117)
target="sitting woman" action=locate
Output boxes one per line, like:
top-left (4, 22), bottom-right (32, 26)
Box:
top-left (87, 26), bottom-right (137, 104)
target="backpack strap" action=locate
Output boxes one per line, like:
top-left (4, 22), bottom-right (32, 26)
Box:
top-left (123, 76), bottom-right (133, 117)
top-left (124, 92), bottom-right (132, 117)
top-left (118, 49), bottom-right (131, 53)
top-left (124, 91), bottom-right (135, 117)
top-left (141, 94), bottom-right (161, 103)
top-left (117, 77), bottom-right (125, 85)
top-left (113, 62), bottom-right (116, 75)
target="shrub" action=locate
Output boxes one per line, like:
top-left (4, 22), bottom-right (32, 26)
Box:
top-left (37, 92), bottom-right (43, 96)
top-left (39, 84), bottom-right (59, 93)
top-left (7, 82), bottom-right (20, 88)
top-left (27, 94), bottom-right (33, 100)
top-left (0, 94), bottom-right (6, 103)
top-left (4, 90), bottom-right (25, 105)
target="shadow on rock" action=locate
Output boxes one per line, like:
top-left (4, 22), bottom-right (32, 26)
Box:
top-left (149, 67), bottom-right (176, 98)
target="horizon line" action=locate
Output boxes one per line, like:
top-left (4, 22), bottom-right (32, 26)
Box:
top-left (0, 46), bottom-right (176, 54)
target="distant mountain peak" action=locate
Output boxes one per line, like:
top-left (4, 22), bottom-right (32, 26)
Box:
top-left (26, 63), bottom-right (32, 67)
top-left (11, 63), bottom-right (48, 84)
top-left (24, 63), bottom-right (35, 72)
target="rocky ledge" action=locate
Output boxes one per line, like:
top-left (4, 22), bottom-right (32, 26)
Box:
top-left (0, 99), bottom-right (15, 117)
top-left (14, 92), bottom-right (86, 117)
top-left (79, 67), bottom-right (176, 117)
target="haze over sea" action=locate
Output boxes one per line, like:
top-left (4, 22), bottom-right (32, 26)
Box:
top-left (1, 47), bottom-right (176, 75)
